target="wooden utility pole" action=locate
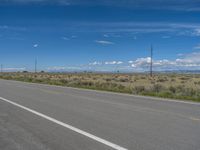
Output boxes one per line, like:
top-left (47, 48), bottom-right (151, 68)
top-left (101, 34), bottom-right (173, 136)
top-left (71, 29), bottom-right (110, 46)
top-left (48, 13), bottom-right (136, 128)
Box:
top-left (1, 64), bottom-right (3, 73)
top-left (35, 58), bottom-right (37, 73)
top-left (150, 45), bottom-right (153, 77)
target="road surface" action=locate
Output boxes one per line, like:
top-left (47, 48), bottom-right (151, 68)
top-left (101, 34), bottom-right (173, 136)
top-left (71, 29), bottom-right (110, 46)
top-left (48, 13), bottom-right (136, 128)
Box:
top-left (0, 79), bottom-right (200, 150)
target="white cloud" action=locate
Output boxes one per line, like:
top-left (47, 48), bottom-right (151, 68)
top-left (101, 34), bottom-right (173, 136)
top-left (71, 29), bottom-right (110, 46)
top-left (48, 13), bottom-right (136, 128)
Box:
top-left (117, 61), bottom-right (123, 64)
top-left (105, 61), bottom-right (123, 65)
top-left (33, 44), bottom-right (38, 48)
top-left (89, 61), bottom-right (123, 66)
top-left (130, 57), bottom-right (151, 68)
top-left (47, 66), bottom-right (88, 71)
top-left (175, 52), bottom-right (200, 64)
top-left (128, 60), bottom-right (134, 64)
top-left (44, 51), bottom-right (200, 72)
top-left (47, 51), bottom-right (200, 72)
top-left (89, 61), bottom-right (102, 65)
top-left (47, 66), bottom-right (66, 71)
top-left (128, 52), bottom-right (200, 70)
top-left (95, 40), bottom-right (114, 45)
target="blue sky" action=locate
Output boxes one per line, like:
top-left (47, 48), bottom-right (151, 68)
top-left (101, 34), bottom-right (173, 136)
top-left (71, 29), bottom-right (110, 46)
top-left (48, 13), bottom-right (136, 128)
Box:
top-left (0, 0), bottom-right (200, 72)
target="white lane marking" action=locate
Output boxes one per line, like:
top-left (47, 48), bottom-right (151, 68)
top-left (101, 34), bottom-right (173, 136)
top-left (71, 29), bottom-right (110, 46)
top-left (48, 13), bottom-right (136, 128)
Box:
top-left (0, 97), bottom-right (128, 150)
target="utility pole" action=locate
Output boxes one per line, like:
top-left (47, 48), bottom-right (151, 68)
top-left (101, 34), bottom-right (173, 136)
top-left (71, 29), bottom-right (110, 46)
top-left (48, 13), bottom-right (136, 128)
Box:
top-left (150, 45), bottom-right (153, 77)
top-left (1, 64), bottom-right (3, 73)
top-left (35, 58), bottom-right (37, 73)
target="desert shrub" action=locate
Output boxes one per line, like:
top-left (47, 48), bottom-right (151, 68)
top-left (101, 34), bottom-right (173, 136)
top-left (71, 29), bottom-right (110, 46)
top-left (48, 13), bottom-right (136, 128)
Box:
top-left (24, 77), bottom-right (33, 82)
top-left (171, 78), bottom-right (176, 82)
top-left (182, 88), bottom-right (196, 97)
top-left (35, 79), bottom-right (44, 83)
top-left (133, 86), bottom-right (145, 94)
top-left (119, 78), bottom-right (129, 82)
top-left (105, 78), bottom-right (112, 82)
top-left (3, 75), bottom-right (13, 80)
top-left (140, 76), bottom-right (146, 79)
top-left (151, 84), bottom-right (164, 93)
top-left (83, 81), bottom-right (94, 86)
top-left (158, 91), bottom-right (173, 98)
top-left (117, 84), bottom-right (126, 90)
top-left (169, 86), bottom-right (176, 94)
top-left (157, 77), bottom-right (168, 82)
top-left (59, 79), bottom-right (68, 85)
top-left (179, 77), bottom-right (189, 80)
top-left (181, 80), bottom-right (186, 84)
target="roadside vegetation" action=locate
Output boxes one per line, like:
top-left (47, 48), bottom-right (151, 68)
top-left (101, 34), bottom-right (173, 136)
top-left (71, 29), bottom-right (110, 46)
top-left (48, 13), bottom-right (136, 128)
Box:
top-left (0, 72), bottom-right (200, 102)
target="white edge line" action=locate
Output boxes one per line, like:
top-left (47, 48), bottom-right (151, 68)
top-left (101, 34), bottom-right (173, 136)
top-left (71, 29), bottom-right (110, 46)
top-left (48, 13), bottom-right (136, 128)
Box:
top-left (1, 79), bottom-right (199, 106)
top-left (0, 96), bottom-right (128, 150)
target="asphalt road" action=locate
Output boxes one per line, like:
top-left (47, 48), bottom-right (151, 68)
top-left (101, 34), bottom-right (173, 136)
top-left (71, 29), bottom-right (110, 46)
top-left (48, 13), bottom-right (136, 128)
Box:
top-left (0, 79), bottom-right (200, 150)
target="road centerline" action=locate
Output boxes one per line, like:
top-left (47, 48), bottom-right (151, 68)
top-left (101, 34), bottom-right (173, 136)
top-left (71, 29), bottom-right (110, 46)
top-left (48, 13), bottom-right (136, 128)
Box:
top-left (0, 96), bottom-right (128, 150)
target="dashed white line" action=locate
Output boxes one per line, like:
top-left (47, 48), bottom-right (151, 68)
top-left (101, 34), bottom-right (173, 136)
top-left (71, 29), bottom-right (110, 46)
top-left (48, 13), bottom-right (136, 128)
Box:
top-left (0, 96), bottom-right (128, 150)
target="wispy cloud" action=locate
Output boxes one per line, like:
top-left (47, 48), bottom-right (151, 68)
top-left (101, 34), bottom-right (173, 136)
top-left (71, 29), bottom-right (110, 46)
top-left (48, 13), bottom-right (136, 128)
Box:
top-left (133, 36), bottom-right (137, 40)
top-left (66, 22), bottom-right (200, 37)
top-left (2, 0), bottom-right (200, 11)
top-left (0, 25), bottom-right (27, 31)
top-left (1, 0), bottom-right (70, 5)
top-left (194, 44), bottom-right (200, 49)
top-left (0, 25), bottom-right (8, 29)
top-left (58, 0), bottom-right (70, 5)
top-left (3, 67), bottom-right (26, 71)
top-left (194, 29), bottom-right (200, 36)
top-left (103, 34), bottom-right (109, 38)
top-left (61, 37), bottom-right (70, 40)
top-left (162, 36), bottom-right (171, 39)
top-left (61, 35), bottom-right (77, 41)
top-left (177, 53), bottom-right (184, 56)
top-left (95, 40), bottom-right (114, 45)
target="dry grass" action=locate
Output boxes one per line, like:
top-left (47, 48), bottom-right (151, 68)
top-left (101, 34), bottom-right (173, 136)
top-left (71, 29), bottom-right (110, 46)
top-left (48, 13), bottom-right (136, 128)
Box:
top-left (0, 72), bottom-right (200, 102)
